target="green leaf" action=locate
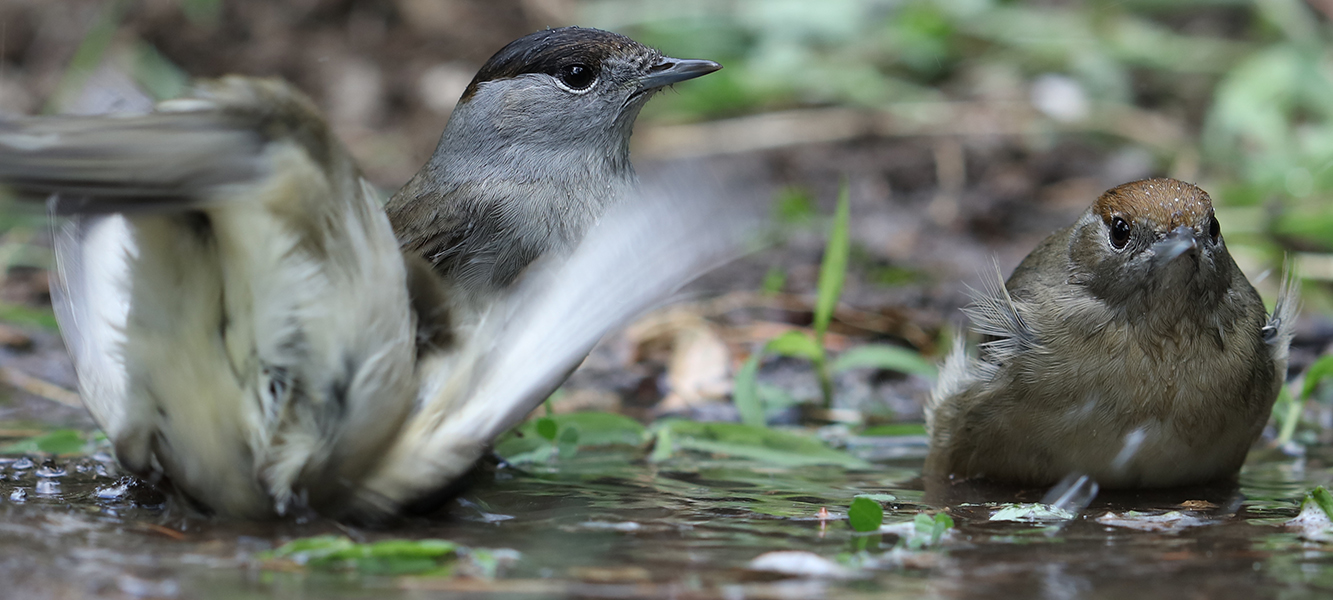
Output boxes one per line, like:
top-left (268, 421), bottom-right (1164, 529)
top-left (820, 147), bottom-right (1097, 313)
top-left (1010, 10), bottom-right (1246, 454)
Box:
top-left (263, 535), bottom-right (357, 564)
top-left (930, 513), bottom-right (954, 545)
top-left (813, 182), bottom-right (851, 340)
top-left (535, 418), bottom-right (558, 442)
top-left (0, 304), bottom-right (58, 330)
top-left (1277, 354), bottom-right (1333, 446)
top-left (763, 331), bottom-right (824, 361)
top-left (1301, 354), bottom-right (1333, 400)
top-left (859, 423), bottom-right (927, 437)
top-left (733, 352), bottom-right (767, 428)
top-left (649, 420), bottom-right (870, 468)
top-left (263, 536), bottom-right (461, 574)
top-left (848, 496), bottom-right (884, 532)
top-left (497, 412), bottom-right (649, 462)
top-left (830, 344), bottom-right (937, 378)
top-left (913, 512), bottom-right (934, 535)
top-left (0, 429), bottom-right (87, 455)
top-left (760, 266), bottom-right (787, 295)
top-left (1312, 486), bottom-right (1333, 522)
top-left (558, 426), bottom-right (581, 459)
top-left (990, 503), bottom-right (1076, 522)
top-left (774, 186), bottom-right (818, 225)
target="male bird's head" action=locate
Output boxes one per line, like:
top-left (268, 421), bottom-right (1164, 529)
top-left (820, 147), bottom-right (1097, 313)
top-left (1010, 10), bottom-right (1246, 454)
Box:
top-left (389, 27), bottom-right (720, 298)
top-left (433, 27), bottom-right (720, 181)
top-left (1067, 178), bottom-right (1237, 318)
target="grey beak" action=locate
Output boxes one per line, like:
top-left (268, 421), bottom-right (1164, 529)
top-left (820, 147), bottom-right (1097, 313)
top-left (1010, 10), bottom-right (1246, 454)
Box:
top-left (638, 58), bottom-right (722, 89)
top-left (1153, 226), bottom-right (1198, 264)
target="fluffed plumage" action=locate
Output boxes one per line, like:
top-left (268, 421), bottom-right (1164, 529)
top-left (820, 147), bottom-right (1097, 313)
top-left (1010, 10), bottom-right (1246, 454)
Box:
top-left (926, 178), bottom-right (1297, 489)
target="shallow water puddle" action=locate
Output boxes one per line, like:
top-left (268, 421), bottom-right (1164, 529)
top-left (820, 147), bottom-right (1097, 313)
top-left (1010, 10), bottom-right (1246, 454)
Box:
top-left (1, 444), bottom-right (1332, 598)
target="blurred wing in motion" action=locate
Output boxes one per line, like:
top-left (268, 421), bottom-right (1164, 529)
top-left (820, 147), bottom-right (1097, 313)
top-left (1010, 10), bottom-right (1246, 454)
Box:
top-left (350, 175), bottom-right (762, 519)
top-left (0, 77), bottom-right (417, 518)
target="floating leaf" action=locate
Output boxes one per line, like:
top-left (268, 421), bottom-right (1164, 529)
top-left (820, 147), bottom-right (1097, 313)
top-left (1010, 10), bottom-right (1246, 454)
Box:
top-left (990, 503), bottom-right (1077, 523)
top-left (1312, 486), bottom-right (1333, 522)
top-left (848, 496), bottom-right (884, 532)
top-left (1290, 487), bottom-right (1333, 542)
top-left (262, 536), bottom-right (461, 574)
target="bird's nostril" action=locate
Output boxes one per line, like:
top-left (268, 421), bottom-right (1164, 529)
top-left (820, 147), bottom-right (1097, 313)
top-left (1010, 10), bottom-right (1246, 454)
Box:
top-left (648, 61), bottom-right (674, 73)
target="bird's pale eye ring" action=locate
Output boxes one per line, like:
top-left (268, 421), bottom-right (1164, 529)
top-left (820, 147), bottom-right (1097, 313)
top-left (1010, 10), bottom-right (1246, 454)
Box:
top-left (1109, 216), bottom-right (1131, 249)
top-left (1208, 214), bottom-right (1221, 242)
top-left (556, 63), bottom-right (596, 91)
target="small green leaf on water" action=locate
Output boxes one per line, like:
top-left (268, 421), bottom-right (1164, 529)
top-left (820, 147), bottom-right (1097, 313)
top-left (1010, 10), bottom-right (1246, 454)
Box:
top-left (535, 418), bottom-right (558, 442)
top-left (262, 536), bottom-right (461, 574)
top-left (990, 503), bottom-right (1077, 522)
top-left (930, 513), bottom-right (954, 545)
top-left (848, 496), bottom-right (884, 532)
top-left (913, 512), bottom-right (934, 535)
top-left (763, 330), bottom-right (824, 361)
top-left (1311, 486), bottom-right (1333, 522)
top-left (899, 512), bottom-right (954, 549)
top-left (0, 429), bottom-right (87, 455)
top-left (855, 493), bottom-right (897, 503)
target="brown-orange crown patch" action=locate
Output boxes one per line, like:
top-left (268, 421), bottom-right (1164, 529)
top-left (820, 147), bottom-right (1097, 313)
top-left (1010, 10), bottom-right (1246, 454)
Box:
top-left (1092, 178), bottom-right (1213, 232)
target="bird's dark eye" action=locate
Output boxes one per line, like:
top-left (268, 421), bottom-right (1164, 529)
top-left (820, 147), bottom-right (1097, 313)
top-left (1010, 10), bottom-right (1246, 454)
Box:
top-left (1208, 214), bottom-right (1221, 241)
top-left (558, 64), bottom-right (595, 90)
top-left (1109, 216), bottom-right (1131, 249)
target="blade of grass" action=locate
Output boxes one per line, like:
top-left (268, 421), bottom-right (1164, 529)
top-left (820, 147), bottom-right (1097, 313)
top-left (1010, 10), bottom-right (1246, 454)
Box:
top-left (813, 181), bottom-right (851, 342)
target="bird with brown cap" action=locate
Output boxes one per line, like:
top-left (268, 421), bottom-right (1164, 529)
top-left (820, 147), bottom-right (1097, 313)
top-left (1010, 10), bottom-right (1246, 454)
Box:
top-left (927, 178), bottom-right (1297, 490)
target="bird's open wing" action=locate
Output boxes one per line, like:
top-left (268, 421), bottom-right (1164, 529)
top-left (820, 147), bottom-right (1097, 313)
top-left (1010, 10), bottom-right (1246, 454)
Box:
top-left (350, 174), bottom-right (761, 520)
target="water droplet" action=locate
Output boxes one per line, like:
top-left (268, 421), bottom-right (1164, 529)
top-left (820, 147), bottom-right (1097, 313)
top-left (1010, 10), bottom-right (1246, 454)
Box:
top-left (9, 488), bottom-right (26, 503)
top-left (36, 465), bottom-right (66, 478)
top-left (95, 483), bottom-right (128, 500)
top-left (35, 480), bottom-right (59, 496)
top-left (11, 458), bottom-right (33, 470)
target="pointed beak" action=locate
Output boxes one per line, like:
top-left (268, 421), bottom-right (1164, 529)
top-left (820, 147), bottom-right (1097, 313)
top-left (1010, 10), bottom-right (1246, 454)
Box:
top-left (1152, 226), bottom-right (1198, 265)
top-left (637, 58), bottom-right (722, 90)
